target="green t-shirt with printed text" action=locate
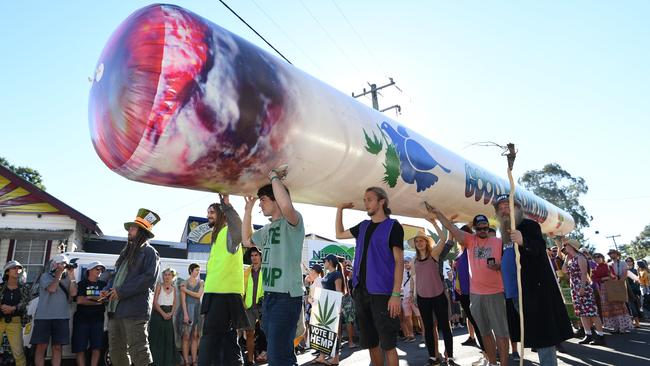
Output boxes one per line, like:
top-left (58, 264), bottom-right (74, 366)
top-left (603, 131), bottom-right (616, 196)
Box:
top-left (251, 212), bottom-right (305, 297)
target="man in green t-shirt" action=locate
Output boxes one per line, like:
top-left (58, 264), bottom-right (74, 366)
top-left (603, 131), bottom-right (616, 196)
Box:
top-left (243, 166), bottom-right (304, 366)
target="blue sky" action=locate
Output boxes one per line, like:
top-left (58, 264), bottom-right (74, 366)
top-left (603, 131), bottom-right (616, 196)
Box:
top-left (1, 1), bottom-right (648, 253)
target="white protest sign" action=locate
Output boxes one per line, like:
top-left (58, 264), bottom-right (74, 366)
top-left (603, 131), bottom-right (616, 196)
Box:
top-left (309, 287), bottom-right (343, 357)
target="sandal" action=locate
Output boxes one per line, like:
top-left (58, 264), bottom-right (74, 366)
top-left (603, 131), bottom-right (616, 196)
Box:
top-left (255, 351), bottom-right (267, 363)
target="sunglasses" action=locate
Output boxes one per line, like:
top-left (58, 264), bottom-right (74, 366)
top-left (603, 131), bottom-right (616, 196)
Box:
top-left (475, 227), bottom-right (490, 232)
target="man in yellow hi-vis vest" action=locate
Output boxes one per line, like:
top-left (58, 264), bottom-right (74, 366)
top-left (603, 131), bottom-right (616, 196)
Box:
top-left (242, 247), bottom-right (264, 365)
top-left (198, 194), bottom-right (250, 366)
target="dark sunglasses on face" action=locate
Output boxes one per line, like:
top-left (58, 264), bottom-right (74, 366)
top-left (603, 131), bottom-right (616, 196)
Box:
top-left (475, 227), bottom-right (489, 232)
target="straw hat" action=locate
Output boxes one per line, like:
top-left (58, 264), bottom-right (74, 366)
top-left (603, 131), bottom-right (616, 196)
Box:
top-left (565, 239), bottom-right (581, 251)
top-left (407, 229), bottom-right (435, 249)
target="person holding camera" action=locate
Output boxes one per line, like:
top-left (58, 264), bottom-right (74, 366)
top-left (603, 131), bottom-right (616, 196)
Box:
top-left (0, 261), bottom-right (30, 366)
top-left (72, 261), bottom-right (107, 366)
top-left (428, 207), bottom-right (509, 366)
top-left (32, 253), bottom-right (78, 366)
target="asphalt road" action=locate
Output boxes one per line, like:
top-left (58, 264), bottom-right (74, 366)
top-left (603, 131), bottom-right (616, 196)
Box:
top-left (295, 321), bottom-right (650, 366)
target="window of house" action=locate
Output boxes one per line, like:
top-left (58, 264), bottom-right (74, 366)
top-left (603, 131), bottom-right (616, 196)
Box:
top-left (13, 239), bottom-right (47, 283)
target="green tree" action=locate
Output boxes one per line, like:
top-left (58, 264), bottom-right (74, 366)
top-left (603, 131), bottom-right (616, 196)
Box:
top-left (620, 224), bottom-right (650, 260)
top-left (518, 163), bottom-right (590, 245)
top-left (0, 157), bottom-right (46, 190)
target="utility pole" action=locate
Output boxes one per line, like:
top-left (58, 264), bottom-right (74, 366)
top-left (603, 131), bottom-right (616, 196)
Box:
top-left (352, 78), bottom-right (401, 112)
top-left (606, 234), bottom-right (621, 251)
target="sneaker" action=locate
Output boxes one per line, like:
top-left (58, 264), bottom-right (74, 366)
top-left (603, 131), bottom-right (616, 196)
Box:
top-left (578, 334), bottom-right (594, 344)
top-left (471, 356), bottom-right (488, 366)
top-left (446, 357), bottom-right (460, 366)
top-left (511, 351), bottom-right (520, 361)
top-left (462, 337), bottom-right (478, 347)
top-left (574, 327), bottom-right (585, 338)
top-left (426, 357), bottom-right (441, 366)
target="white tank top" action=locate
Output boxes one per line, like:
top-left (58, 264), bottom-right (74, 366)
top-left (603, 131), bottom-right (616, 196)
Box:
top-left (158, 287), bottom-right (174, 306)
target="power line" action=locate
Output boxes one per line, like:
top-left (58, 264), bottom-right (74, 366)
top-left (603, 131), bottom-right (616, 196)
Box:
top-left (249, 0), bottom-right (322, 71)
top-left (298, 0), bottom-right (365, 77)
top-left (217, 0), bottom-right (293, 65)
top-left (329, 0), bottom-right (415, 109)
top-left (330, 0), bottom-right (387, 76)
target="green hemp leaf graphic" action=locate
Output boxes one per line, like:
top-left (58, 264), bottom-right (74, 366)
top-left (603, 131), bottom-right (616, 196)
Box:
top-left (314, 295), bottom-right (337, 328)
top-left (382, 143), bottom-right (400, 187)
top-left (363, 128), bottom-right (383, 155)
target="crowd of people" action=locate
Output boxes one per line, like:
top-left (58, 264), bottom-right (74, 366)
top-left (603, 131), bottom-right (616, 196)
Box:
top-left (0, 167), bottom-right (647, 366)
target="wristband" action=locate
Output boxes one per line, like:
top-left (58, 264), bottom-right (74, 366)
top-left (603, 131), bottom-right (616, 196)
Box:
top-left (270, 176), bottom-right (279, 182)
top-left (391, 292), bottom-right (400, 297)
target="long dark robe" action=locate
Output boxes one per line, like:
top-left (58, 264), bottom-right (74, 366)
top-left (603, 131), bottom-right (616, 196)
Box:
top-left (518, 219), bottom-right (573, 348)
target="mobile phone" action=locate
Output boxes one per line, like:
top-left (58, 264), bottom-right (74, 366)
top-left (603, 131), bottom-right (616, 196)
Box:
top-left (487, 257), bottom-right (496, 266)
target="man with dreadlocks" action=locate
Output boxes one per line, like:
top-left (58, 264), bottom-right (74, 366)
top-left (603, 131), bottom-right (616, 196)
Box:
top-left (103, 209), bottom-right (161, 366)
top-left (199, 193), bottom-right (248, 366)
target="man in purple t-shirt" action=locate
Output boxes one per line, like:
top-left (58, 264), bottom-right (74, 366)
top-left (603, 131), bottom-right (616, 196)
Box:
top-left (336, 187), bottom-right (404, 366)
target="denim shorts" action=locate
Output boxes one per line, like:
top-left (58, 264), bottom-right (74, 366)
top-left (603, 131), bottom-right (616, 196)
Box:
top-left (71, 320), bottom-right (105, 352)
top-left (30, 319), bottom-right (70, 345)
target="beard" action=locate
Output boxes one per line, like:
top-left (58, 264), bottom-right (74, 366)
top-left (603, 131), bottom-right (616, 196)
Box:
top-left (366, 208), bottom-right (377, 217)
top-left (207, 218), bottom-right (215, 227)
top-left (497, 207), bottom-right (524, 243)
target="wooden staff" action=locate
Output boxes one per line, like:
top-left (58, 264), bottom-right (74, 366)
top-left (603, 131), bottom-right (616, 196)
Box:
top-left (506, 143), bottom-right (524, 366)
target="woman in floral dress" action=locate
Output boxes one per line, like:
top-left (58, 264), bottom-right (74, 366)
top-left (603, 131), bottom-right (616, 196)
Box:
top-left (562, 239), bottom-right (605, 345)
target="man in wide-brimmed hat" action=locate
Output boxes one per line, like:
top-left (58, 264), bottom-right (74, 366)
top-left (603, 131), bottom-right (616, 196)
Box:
top-left (0, 260), bottom-right (30, 366)
top-left (103, 208), bottom-right (161, 366)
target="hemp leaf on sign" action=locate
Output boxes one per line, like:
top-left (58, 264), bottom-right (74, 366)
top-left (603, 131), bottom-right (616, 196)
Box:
top-left (314, 295), bottom-right (336, 328)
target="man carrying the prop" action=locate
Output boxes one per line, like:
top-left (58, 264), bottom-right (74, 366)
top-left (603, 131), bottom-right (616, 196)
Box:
top-left (241, 247), bottom-right (264, 366)
top-left (336, 187), bottom-right (404, 366)
top-left (429, 207), bottom-right (508, 366)
top-left (199, 194), bottom-right (248, 365)
top-left (494, 194), bottom-right (574, 365)
top-left (243, 166), bottom-right (305, 366)
top-left (104, 209), bottom-right (161, 366)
